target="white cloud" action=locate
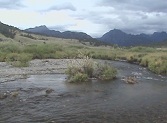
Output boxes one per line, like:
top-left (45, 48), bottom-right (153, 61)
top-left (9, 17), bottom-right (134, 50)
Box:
top-left (46, 3), bottom-right (76, 11)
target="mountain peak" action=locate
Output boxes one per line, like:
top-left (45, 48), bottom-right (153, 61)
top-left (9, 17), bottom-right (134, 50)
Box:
top-left (34, 25), bottom-right (49, 30)
top-left (106, 29), bottom-right (127, 36)
top-left (25, 25), bottom-right (49, 33)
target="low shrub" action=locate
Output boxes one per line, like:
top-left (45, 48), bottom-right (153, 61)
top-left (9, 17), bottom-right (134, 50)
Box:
top-left (6, 53), bottom-right (32, 67)
top-left (0, 42), bottom-right (22, 53)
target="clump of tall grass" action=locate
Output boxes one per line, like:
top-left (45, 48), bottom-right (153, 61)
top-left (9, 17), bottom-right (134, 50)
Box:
top-left (140, 55), bottom-right (167, 74)
top-left (96, 63), bottom-right (117, 81)
top-left (66, 51), bottom-right (117, 83)
top-left (148, 58), bottom-right (167, 74)
top-left (66, 55), bottom-right (94, 83)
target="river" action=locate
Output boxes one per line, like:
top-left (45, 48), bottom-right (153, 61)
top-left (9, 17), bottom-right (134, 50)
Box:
top-left (0, 61), bottom-right (167, 123)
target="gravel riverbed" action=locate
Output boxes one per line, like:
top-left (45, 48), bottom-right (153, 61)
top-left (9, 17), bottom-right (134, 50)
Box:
top-left (0, 59), bottom-right (78, 83)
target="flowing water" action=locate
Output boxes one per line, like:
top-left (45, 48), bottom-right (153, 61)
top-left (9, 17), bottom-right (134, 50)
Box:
top-left (0, 61), bottom-right (167, 123)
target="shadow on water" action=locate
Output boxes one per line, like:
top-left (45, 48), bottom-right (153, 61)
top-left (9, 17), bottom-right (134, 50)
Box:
top-left (0, 61), bottom-right (167, 123)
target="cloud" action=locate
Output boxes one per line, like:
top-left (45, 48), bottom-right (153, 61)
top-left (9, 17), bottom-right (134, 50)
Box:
top-left (46, 3), bottom-right (76, 11)
top-left (0, 0), bottom-right (25, 9)
top-left (74, 0), bottom-right (167, 35)
top-left (0, 0), bottom-right (167, 37)
top-left (49, 24), bottom-right (76, 32)
top-left (99, 0), bottom-right (167, 13)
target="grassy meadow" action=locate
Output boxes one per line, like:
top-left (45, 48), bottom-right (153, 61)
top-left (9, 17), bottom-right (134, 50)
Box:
top-left (0, 32), bottom-right (167, 75)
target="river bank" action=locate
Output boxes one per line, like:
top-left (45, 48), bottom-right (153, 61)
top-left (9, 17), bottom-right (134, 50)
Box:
top-left (0, 59), bottom-right (77, 83)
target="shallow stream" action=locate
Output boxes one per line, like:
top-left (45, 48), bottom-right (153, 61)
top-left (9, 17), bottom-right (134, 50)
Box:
top-left (0, 61), bottom-right (167, 123)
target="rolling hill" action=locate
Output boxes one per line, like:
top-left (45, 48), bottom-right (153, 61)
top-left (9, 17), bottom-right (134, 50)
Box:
top-left (0, 22), bottom-right (20, 39)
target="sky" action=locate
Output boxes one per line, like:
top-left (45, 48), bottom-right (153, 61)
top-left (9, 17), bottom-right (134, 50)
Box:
top-left (0, 0), bottom-right (167, 37)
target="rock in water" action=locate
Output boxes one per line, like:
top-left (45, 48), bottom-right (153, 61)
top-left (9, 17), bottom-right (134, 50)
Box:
top-left (0, 93), bottom-right (8, 100)
top-left (45, 88), bottom-right (54, 94)
top-left (122, 76), bottom-right (137, 84)
top-left (10, 91), bottom-right (19, 97)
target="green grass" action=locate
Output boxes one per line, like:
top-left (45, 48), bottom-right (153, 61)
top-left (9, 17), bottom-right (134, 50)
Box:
top-left (97, 63), bottom-right (117, 81)
top-left (6, 53), bottom-right (32, 67)
top-left (0, 32), bottom-right (167, 75)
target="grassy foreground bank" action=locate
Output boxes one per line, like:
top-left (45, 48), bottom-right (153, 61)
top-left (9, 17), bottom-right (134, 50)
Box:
top-left (0, 39), bottom-right (166, 75)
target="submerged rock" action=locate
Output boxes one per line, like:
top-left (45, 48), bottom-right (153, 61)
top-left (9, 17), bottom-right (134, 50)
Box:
top-left (122, 76), bottom-right (137, 84)
top-left (45, 88), bottom-right (54, 94)
top-left (10, 91), bottom-right (19, 97)
top-left (0, 93), bottom-right (8, 100)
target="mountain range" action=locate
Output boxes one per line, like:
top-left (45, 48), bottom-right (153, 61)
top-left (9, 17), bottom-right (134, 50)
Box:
top-left (99, 29), bottom-right (167, 46)
top-left (25, 25), bottom-right (93, 41)
top-left (0, 21), bottom-right (167, 46)
top-left (25, 25), bottom-right (106, 46)
top-left (25, 26), bottom-right (167, 46)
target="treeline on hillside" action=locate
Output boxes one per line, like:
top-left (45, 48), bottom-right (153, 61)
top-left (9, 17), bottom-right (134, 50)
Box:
top-left (0, 22), bottom-right (18, 39)
top-left (20, 33), bottom-right (48, 41)
top-left (78, 39), bottom-right (110, 46)
top-left (20, 34), bottom-right (37, 40)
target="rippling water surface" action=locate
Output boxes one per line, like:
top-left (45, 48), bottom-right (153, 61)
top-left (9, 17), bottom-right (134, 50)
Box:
top-left (0, 61), bottom-right (167, 123)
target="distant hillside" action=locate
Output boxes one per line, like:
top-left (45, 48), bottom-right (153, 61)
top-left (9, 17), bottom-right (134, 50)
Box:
top-left (25, 25), bottom-right (105, 46)
top-left (150, 40), bottom-right (167, 47)
top-left (99, 29), bottom-right (167, 46)
top-left (25, 25), bottom-right (62, 38)
top-left (0, 22), bottom-right (19, 39)
top-left (25, 25), bottom-right (92, 40)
